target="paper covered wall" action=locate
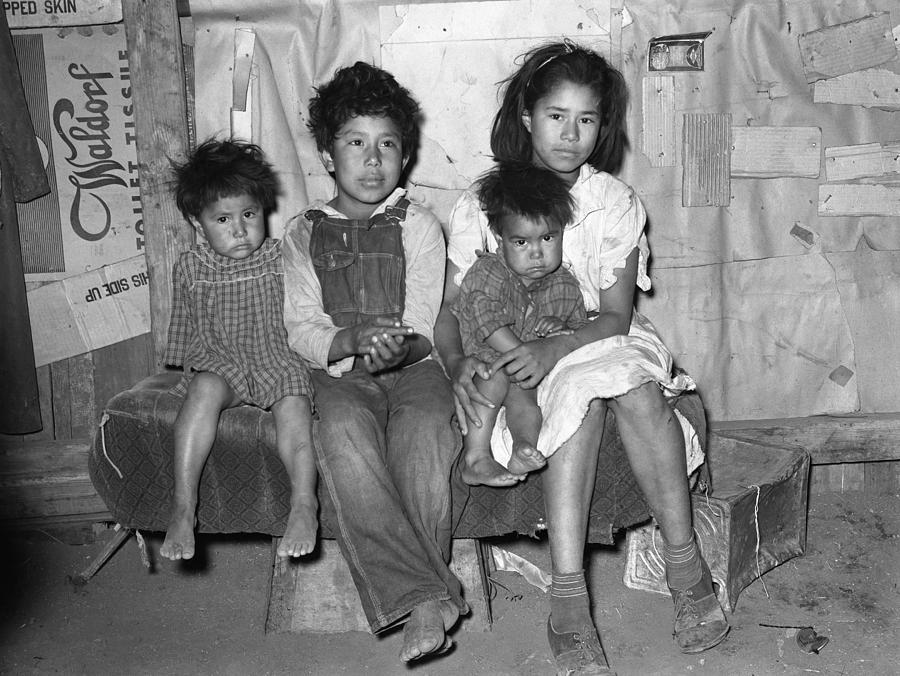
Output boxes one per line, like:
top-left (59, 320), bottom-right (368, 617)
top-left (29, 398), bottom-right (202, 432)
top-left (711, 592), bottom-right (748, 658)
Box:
top-left (189, 0), bottom-right (900, 422)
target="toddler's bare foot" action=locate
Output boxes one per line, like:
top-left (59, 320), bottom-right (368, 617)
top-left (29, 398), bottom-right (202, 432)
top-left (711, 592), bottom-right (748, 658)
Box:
top-left (506, 441), bottom-right (546, 476)
top-left (399, 599), bottom-right (460, 662)
top-left (161, 506), bottom-right (196, 560)
top-left (461, 452), bottom-right (525, 487)
top-left (277, 499), bottom-right (318, 558)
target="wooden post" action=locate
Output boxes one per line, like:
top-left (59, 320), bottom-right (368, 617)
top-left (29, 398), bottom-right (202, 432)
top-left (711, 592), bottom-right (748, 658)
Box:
top-left (121, 0), bottom-right (193, 370)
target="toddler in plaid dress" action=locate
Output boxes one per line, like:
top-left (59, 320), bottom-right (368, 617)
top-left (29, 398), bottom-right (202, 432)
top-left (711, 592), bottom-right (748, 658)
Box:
top-left (450, 164), bottom-right (587, 487)
top-left (161, 139), bottom-right (317, 562)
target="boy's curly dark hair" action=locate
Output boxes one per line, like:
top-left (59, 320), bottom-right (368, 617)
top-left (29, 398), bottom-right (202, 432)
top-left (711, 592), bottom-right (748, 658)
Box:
top-left (307, 61), bottom-right (421, 160)
top-left (477, 162), bottom-right (574, 235)
top-left (171, 138), bottom-right (279, 221)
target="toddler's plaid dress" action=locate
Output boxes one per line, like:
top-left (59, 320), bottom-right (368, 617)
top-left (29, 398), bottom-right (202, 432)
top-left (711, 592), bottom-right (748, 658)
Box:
top-left (164, 238), bottom-right (313, 408)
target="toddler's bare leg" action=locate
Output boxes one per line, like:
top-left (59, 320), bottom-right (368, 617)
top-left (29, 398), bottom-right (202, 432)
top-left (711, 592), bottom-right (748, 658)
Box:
top-left (162, 372), bottom-right (238, 561)
top-left (503, 384), bottom-right (547, 476)
top-left (271, 395), bottom-right (318, 558)
top-left (460, 370), bottom-right (524, 486)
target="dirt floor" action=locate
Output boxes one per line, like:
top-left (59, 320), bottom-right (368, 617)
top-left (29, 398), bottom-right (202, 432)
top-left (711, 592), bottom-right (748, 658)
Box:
top-left (2, 491), bottom-right (898, 676)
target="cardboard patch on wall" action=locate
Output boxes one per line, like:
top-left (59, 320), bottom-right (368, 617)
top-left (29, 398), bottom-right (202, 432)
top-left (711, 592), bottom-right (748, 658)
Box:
top-left (12, 26), bottom-right (143, 281)
top-left (825, 141), bottom-right (900, 182)
top-left (813, 68), bottom-right (900, 109)
top-left (682, 112), bottom-right (731, 207)
top-left (27, 255), bottom-right (150, 367)
top-left (797, 12), bottom-right (897, 82)
top-left (730, 126), bottom-right (821, 178)
top-left (641, 75), bottom-right (676, 167)
top-left (818, 184), bottom-right (900, 217)
top-left (3, 0), bottom-right (121, 29)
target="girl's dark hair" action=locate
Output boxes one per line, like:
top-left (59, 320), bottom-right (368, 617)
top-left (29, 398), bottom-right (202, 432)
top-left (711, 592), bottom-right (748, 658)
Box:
top-left (172, 138), bottom-right (279, 220)
top-left (490, 40), bottom-right (629, 174)
top-left (477, 162), bottom-right (574, 235)
top-left (307, 61), bottom-right (421, 161)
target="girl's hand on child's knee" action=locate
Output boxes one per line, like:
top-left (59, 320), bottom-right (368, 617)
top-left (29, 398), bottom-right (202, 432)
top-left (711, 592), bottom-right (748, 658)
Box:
top-left (450, 356), bottom-right (494, 429)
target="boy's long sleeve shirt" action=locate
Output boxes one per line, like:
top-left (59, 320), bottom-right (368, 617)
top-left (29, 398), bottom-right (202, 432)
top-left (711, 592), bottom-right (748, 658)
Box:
top-left (282, 188), bottom-right (446, 376)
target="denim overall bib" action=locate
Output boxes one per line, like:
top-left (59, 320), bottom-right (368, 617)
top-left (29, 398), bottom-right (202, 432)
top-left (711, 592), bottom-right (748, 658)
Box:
top-left (302, 197), bottom-right (466, 631)
top-left (306, 198), bottom-right (409, 328)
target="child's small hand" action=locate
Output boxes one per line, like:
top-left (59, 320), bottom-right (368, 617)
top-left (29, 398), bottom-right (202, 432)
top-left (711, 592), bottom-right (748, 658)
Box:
top-left (534, 315), bottom-right (566, 337)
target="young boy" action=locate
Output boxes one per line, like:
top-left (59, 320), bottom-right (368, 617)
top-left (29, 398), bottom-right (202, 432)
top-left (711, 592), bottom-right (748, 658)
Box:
top-left (162, 138), bottom-right (317, 562)
top-left (451, 163), bottom-right (587, 487)
top-left (281, 62), bottom-right (467, 664)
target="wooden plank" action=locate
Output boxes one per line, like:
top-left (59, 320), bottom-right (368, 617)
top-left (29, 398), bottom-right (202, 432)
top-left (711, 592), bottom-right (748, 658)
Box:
top-left (798, 12), bottom-right (896, 82)
top-left (0, 439), bottom-right (110, 523)
top-left (710, 413), bottom-right (900, 465)
top-left (813, 68), bottom-right (900, 109)
top-left (266, 538), bottom-right (490, 634)
top-left (91, 334), bottom-right (154, 418)
top-left (641, 76), bottom-right (675, 167)
top-left (865, 460), bottom-right (900, 494)
top-left (825, 140), bottom-right (900, 181)
top-left (818, 184), bottom-right (900, 217)
top-left (730, 126), bottom-right (821, 178)
top-left (121, 0), bottom-right (193, 370)
top-left (682, 113), bottom-right (731, 207)
top-left (50, 359), bottom-right (72, 438)
top-left (68, 354), bottom-right (96, 439)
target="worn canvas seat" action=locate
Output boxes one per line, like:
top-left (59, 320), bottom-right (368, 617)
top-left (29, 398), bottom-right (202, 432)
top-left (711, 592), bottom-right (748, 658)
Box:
top-left (88, 372), bottom-right (708, 544)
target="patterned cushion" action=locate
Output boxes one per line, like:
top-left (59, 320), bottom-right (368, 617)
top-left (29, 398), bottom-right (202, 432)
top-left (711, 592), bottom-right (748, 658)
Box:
top-left (89, 373), bottom-right (706, 544)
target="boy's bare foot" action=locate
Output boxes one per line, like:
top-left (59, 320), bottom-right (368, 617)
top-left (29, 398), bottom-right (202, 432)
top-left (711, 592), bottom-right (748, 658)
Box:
top-left (399, 599), bottom-right (460, 662)
top-left (277, 499), bottom-right (318, 558)
top-left (161, 506), bottom-right (196, 560)
top-left (461, 452), bottom-right (525, 487)
top-left (506, 441), bottom-right (546, 476)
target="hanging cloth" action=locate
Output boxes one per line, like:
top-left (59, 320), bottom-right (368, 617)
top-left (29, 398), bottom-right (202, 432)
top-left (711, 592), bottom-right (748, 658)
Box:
top-left (0, 10), bottom-right (51, 434)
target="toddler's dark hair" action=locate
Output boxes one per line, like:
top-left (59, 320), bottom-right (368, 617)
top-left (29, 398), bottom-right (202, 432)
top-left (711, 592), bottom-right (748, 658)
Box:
top-left (490, 40), bottom-right (629, 174)
top-left (172, 138), bottom-right (279, 221)
top-left (477, 162), bottom-right (574, 235)
top-left (307, 61), bottom-right (420, 160)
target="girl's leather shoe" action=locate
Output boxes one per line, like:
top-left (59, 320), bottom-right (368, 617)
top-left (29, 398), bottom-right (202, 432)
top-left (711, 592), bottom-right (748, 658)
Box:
top-left (546, 617), bottom-right (615, 675)
top-left (669, 561), bottom-right (731, 653)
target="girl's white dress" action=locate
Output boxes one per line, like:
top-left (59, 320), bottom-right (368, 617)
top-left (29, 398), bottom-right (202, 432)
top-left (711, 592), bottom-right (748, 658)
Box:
top-left (446, 165), bottom-right (704, 474)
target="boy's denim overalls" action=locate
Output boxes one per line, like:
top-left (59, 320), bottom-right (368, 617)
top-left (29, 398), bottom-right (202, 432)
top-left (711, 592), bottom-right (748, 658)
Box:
top-left (306, 200), bottom-right (466, 631)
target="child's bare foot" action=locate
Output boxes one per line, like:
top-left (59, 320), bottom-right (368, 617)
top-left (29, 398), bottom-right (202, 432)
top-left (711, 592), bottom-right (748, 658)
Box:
top-left (277, 499), bottom-right (318, 558)
top-left (506, 441), bottom-right (546, 476)
top-left (399, 599), bottom-right (460, 662)
top-left (161, 506), bottom-right (197, 560)
top-left (461, 452), bottom-right (525, 487)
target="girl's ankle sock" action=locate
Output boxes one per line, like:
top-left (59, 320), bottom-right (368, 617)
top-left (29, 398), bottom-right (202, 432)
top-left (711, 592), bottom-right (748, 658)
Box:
top-left (663, 534), bottom-right (703, 590)
top-left (549, 569), bottom-right (592, 631)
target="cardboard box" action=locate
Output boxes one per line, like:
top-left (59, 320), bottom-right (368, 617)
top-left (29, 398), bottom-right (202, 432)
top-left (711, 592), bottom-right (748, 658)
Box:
top-left (624, 434), bottom-right (810, 611)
